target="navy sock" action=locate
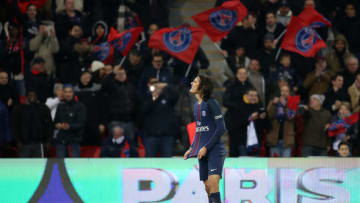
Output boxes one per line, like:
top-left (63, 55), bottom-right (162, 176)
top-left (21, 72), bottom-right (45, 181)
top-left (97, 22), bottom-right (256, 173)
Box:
top-left (209, 192), bottom-right (221, 203)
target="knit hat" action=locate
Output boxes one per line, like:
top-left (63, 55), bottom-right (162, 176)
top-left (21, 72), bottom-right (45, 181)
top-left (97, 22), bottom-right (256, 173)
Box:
top-left (91, 61), bottom-right (105, 72)
top-left (311, 94), bottom-right (325, 105)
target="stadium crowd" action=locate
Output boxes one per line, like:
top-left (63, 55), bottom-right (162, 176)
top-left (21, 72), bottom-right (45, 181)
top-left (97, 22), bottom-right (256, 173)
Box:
top-left (0, 0), bottom-right (359, 158)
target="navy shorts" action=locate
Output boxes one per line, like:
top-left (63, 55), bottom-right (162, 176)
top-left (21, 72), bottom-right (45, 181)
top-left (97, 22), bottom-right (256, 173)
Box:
top-left (198, 153), bottom-right (225, 181)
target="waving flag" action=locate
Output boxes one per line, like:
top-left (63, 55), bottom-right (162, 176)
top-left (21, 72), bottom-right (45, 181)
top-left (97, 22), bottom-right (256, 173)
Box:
top-left (148, 25), bottom-right (205, 64)
top-left (107, 26), bottom-right (144, 56)
top-left (280, 7), bottom-right (331, 58)
top-left (192, 0), bottom-right (247, 42)
top-left (17, 0), bottom-right (48, 14)
top-left (328, 112), bottom-right (359, 137)
top-left (287, 95), bottom-right (300, 117)
top-left (298, 6), bottom-right (332, 28)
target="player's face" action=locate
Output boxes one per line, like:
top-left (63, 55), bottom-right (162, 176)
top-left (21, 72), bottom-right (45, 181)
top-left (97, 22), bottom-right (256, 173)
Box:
top-left (190, 76), bottom-right (200, 94)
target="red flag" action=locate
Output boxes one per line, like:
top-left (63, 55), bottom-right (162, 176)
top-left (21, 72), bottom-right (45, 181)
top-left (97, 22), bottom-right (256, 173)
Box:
top-left (17, 0), bottom-right (48, 14)
top-left (298, 6), bottom-right (332, 28)
top-left (344, 112), bottom-right (359, 125)
top-left (186, 122), bottom-right (196, 145)
top-left (148, 25), bottom-right (205, 64)
top-left (107, 26), bottom-right (144, 56)
top-left (280, 16), bottom-right (327, 57)
top-left (287, 95), bottom-right (301, 111)
top-left (328, 112), bottom-right (359, 137)
top-left (192, 0), bottom-right (247, 42)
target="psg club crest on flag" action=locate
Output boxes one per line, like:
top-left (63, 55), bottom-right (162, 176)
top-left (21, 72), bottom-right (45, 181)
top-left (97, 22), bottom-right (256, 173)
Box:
top-left (209, 9), bottom-right (238, 32)
top-left (295, 27), bottom-right (322, 53)
top-left (163, 27), bottom-right (192, 53)
top-left (110, 32), bottom-right (131, 51)
top-left (149, 25), bottom-right (205, 64)
top-left (93, 42), bottom-right (110, 61)
top-left (192, 0), bottom-right (247, 42)
top-left (108, 27), bottom-right (143, 56)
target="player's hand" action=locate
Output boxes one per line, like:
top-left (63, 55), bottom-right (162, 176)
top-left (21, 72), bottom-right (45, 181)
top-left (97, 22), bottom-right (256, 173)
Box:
top-left (198, 147), bottom-right (207, 160)
top-left (184, 148), bottom-right (191, 160)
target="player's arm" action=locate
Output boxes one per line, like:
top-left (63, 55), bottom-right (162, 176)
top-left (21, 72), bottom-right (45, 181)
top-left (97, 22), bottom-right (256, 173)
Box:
top-left (204, 99), bottom-right (226, 151)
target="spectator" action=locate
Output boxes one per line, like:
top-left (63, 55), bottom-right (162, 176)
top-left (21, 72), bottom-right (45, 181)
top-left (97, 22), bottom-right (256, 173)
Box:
top-left (171, 47), bottom-right (209, 86)
top-left (100, 122), bottom-right (130, 158)
top-left (337, 141), bottom-right (351, 157)
top-left (74, 72), bottom-right (102, 145)
top-left (343, 55), bottom-right (359, 90)
top-left (139, 23), bottom-right (159, 62)
top-left (226, 46), bottom-right (250, 75)
top-left (221, 12), bottom-right (258, 58)
top-left (12, 90), bottom-right (52, 157)
top-left (276, 0), bottom-right (292, 27)
top-left (120, 49), bottom-right (145, 85)
top-left (248, 59), bottom-right (266, 105)
top-left (325, 34), bottom-right (353, 74)
top-left (267, 84), bottom-right (295, 157)
top-left (336, 3), bottom-right (360, 56)
top-left (323, 74), bottom-right (350, 114)
top-left (45, 83), bottom-right (64, 120)
top-left (348, 72), bottom-right (360, 113)
top-left (90, 60), bottom-right (106, 84)
top-left (25, 57), bottom-right (54, 103)
top-left (132, 0), bottom-right (169, 30)
top-left (270, 53), bottom-right (299, 92)
top-left (138, 54), bottom-right (173, 96)
top-left (29, 22), bottom-right (59, 75)
top-left (223, 77), bottom-right (256, 157)
top-left (303, 56), bottom-right (332, 96)
top-left (327, 103), bottom-right (354, 152)
top-left (54, 85), bottom-right (86, 158)
top-left (22, 4), bottom-right (40, 40)
top-left (256, 33), bottom-right (276, 80)
top-left (90, 21), bottom-right (113, 65)
top-left (234, 89), bottom-right (267, 156)
top-left (0, 71), bottom-right (18, 111)
top-left (0, 101), bottom-right (11, 157)
top-left (260, 11), bottom-right (285, 43)
top-left (100, 67), bottom-right (139, 155)
top-left (301, 94), bottom-right (332, 156)
top-left (58, 24), bottom-right (93, 84)
top-left (104, 64), bottom-right (113, 77)
top-left (55, 0), bottom-right (86, 40)
top-left (141, 79), bottom-right (179, 157)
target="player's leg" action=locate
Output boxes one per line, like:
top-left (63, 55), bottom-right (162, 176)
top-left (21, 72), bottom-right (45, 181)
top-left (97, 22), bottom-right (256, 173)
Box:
top-left (207, 175), bottom-right (221, 203)
top-left (199, 157), bottom-right (211, 202)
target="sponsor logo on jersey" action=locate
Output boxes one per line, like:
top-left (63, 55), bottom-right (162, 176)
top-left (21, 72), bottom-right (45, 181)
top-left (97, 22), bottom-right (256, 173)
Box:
top-left (215, 114), bottom-right (223, 120)
top-left (196, 126), bottom-right (209, 133)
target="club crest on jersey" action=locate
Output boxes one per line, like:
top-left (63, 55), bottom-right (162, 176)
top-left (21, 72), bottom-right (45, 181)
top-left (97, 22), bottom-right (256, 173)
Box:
top-left (295, 27), bottom-right (320, 52)
top-left (209, 9), bottom-right (237, 32)
top-left (110, 32), bottom-right (131, 51)
top-left (163, 27), bottom-right (192, 53)
top-left (202, 111), bottom-right (206, 117)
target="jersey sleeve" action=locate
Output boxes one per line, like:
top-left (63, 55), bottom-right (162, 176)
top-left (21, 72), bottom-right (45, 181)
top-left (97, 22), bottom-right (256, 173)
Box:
top-left (205, 99), bottom-right (227, 151)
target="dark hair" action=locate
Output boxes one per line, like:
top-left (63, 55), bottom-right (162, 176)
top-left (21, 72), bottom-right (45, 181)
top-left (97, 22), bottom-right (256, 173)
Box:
top-left (331, 73), bottom-right (343, 81)
top-left (338, 141), bottom-right (350, 149)
top-left (246, 88), bottom-right (257, 94)
top-left (265, 11), bottom-right (276, 18)
top-left (129, 49), bottom-right (141, 57)
top-left (152, 53), bottom-right (163, 61)
top-left (198, 75), bottom-right (213, 101)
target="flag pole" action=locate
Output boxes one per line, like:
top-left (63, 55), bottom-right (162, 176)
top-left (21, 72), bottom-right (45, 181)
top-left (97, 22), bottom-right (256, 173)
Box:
top-left (185, 63), bottom-right (193, 78)
top-left (274, 29), bottom-right (287, 61)
top-left (275, 29), bottom-right (287, 42)
top-left (119, 56), bottom-right (127, 67)
top-left (275, 48), bottom-right (282, 61)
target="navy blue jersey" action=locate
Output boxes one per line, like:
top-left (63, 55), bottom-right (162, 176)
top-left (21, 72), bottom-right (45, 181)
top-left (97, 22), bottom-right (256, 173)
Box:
top-left (189, 98), bottom-right (227, 157)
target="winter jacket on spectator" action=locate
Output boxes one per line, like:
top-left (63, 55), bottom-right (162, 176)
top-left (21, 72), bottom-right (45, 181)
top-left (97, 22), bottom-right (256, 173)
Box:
top-left (0, 102), bottom-right (11, 146)
top-left (141, 85), bottom-right (179, 137)
top-left (248, 69), bottom-right (266, 106)
top-left (100, 135), bottom-right (130, 157)
top-left (270, 64), bottom-right (299, 88)
top-left (302, 108), bottom-right (332, 149)
top-left (325, 34), bottom-right (353, 74)
top-left (12, 101), bottom-right (52, 145)
top-left (0, 78), bottom-right (18, 110)
top-left (25, 71), bottom-right (54, 104)
top-left (138, 65), bottom-right (173, 96)
top-left (303, 69), bottom-right (332, 95)
top-left (266, 101), bottom-right (295, 148)
top-left (256, 47), bottom-right (276, 80)
top-left (226, 51), bottom-right (250, 75)
top-left (101, 74), bottom-right (139, 123)
top-left (55, 9), bottom-right (86, 40)
top-left (336, 11), bottom-right (360, 54)
top-left (223, 79), bottom-right (254, 130)
top-left (343, 68), bottom-right (358, 90)
top-left (348, 82), bottom-right (360, 113)
top-left (90, 21), bottom-right (113, 65)
top-left (323, 88), bottom-right (350, 114)
top-left (54, 99), bottom-right (87, 144)
top-left (29, 25), bottom-right (60, 75)
top-left (120, 53), bottom-right (145, 85)
top-left (221, 25), bottom-right (259, 58)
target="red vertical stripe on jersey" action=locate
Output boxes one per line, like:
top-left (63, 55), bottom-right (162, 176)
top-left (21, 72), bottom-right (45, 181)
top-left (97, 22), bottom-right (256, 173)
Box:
top-left (191, 103), bottom-right (201, 156)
